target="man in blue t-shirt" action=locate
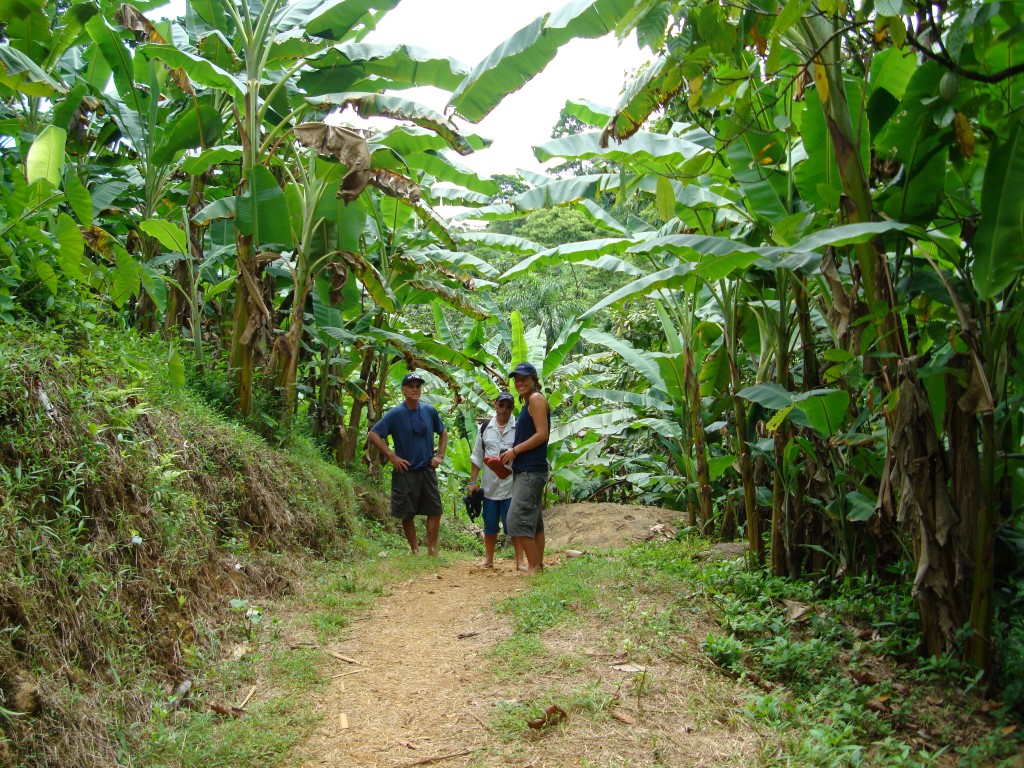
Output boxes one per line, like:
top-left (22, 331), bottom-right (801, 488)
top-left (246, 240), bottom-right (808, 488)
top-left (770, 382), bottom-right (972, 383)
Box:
top-left (367, 372), bottom-right (449, 556)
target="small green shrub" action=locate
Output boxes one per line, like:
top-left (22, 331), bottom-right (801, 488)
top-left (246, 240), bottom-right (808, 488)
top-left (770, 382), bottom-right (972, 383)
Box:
top-left (701, 632), bottom-right (745, 672)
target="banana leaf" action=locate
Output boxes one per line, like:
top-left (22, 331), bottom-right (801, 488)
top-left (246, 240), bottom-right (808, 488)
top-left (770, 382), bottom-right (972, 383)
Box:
top-left (449, 0), bottom-right (638, 122)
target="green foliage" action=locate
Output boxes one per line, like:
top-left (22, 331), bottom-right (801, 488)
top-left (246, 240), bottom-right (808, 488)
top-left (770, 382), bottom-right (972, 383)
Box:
top-left (701, 633), bottom-right (746, 672)
top-left (0, 323), bottom-right (376, 766)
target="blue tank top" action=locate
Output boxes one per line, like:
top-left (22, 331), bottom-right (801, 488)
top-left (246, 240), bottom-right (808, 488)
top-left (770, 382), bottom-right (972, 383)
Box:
top-left (512, 393), bottom-right (549, 473)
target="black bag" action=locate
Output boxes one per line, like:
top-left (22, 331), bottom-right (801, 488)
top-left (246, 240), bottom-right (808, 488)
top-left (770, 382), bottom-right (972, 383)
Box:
top-left (463, 487), bottom-right (484, 521)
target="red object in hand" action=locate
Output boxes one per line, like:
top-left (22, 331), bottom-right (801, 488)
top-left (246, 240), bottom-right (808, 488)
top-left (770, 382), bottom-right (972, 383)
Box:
top-left (484, 455), bottom-right (512, 479)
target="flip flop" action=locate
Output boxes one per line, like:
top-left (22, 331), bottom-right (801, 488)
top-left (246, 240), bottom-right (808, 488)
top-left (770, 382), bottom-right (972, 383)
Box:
top-left (484, 455), bottom-right (512, 478)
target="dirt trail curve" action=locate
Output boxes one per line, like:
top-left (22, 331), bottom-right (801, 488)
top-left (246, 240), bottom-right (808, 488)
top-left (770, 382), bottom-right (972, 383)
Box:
top-left (295, 503), bottom-right (762, 767)
top-left (298, 560), bottom-right (523, 767)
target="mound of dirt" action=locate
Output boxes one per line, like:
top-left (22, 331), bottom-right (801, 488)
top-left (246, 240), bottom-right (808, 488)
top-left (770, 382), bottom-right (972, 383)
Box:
top-left (542, 502), bottom-right (686, 549)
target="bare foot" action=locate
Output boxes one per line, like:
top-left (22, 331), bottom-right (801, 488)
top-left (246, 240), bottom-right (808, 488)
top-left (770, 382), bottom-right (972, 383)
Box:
top-left (427, 548), bottom-right (439, 557)
top-left (476, 560), bottom-right (494, 569)
top-left (517, 564), bottom-right (528, 572)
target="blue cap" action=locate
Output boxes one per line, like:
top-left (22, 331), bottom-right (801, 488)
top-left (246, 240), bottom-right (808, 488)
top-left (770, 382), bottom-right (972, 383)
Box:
top-left (496, 391), bottom-right (515, 403)
top-left (401, 372), bottom-right (425, 386)
top-left (510, 362), bottom-right (537, 378)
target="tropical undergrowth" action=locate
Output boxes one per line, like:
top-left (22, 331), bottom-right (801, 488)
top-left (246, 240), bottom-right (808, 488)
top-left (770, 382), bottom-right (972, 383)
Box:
top-left (0, 321), bottom-right (404, 768)
top-left (490, 538), bottom-right (1021, 767)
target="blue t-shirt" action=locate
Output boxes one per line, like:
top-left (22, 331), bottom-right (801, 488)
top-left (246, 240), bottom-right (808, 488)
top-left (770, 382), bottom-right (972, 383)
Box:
top-left (371, 402), bottom-right (445, 471)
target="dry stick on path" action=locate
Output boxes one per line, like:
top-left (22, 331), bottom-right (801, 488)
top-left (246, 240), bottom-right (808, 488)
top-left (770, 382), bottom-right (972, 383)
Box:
top-left (401, 749), bottom-right (472, 767)
top-left (237, 685), bottom-right (257, 709)
top-left (329, 668), bottom-right (368, 680)
top-left (466, 710), bottom-right (489, 730)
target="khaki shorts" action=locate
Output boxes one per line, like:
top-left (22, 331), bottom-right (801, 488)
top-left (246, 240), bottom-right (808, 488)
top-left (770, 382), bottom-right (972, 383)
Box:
top-left (507, 471), bottom-right (546, 538)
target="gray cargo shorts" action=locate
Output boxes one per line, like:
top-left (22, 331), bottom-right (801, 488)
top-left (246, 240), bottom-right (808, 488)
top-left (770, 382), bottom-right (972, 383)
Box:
top-left (507, 471), bottom-right (546, 538)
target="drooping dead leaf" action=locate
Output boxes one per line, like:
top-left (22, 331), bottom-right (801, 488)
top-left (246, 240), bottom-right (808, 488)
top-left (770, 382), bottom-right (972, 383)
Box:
top-left (526, 704), bottom-right (567, 730)
top-left (980, 700), bottom-right (1004, 714)
top-left (368, 168), bottom-right (421, 204)
top-left (293, 122), bottom-right (371, 203)
top-left (116, 4), bottom-right (164, 43)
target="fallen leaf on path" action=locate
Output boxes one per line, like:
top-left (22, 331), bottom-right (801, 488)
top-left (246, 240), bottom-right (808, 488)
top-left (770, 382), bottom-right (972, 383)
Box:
top-left (527, 704), bottom-right (567, 730)
top-left (208, 703), bottom-right (242, 718)
top-left (611, 663), bottom-right (647, 674)
top-left (456, 631), bottom-right (480, 639)
top-left (339, 713), bottom-right (349, 729)
top-left (850, 669), bottom-right (879, 685)
top-left (398, 738), bottom-right (420, 749)
top-left (1001, 724), bottom-right (1018, 735)
top-left (610, 709), bottom-right (635, 724)
top-left (865, 696), bottom-right (890, 713)
top-left (564, 550), bottom-right (584, 558)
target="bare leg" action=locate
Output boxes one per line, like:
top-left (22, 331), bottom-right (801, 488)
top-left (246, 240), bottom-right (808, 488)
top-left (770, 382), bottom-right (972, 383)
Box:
top-left (518, 536), bottom-right (541, 575)
top-left (480, 533), bottom-right (497, 566)
top-left (536, 531), bottom-right (545, 571)
top-left (513, 537), bottom-right (526, 571)
top-left (401, 518), bottom-right (419, 554)
top-left (425, 514), bottom-right (441, 556)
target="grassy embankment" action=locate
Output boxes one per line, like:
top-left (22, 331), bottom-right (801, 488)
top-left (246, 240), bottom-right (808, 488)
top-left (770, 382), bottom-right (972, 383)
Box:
top-left (0, 324), bottom-right (481, 766)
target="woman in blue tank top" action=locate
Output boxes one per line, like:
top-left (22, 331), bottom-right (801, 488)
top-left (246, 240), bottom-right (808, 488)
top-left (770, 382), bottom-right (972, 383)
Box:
top-left (499, 362), bottom-right (550, 575)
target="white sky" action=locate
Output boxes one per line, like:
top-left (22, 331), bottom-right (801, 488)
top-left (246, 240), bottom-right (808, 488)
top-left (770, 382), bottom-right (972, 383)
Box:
top-left (152, 0), bottom-right (647, 179)
top-left (364, 0), bottom-right (647, 177)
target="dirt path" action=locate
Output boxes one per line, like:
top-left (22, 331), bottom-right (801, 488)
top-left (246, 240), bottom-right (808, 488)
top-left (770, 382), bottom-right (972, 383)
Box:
top-left (295, 505), bottom-right (764, 767)
top-left (298, 559), bottom-right (523, 767)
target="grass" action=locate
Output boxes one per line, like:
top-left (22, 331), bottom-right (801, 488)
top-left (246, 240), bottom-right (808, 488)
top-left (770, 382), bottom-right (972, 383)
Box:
top-left (3, 323), bottom-right (1020, 767)
top-left (469, 540), bottom-right (1022, 767)
top-left (0, 323), bottom-right (471, 768)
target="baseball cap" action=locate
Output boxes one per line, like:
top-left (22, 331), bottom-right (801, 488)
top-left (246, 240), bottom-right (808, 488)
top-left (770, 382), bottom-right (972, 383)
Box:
top-left (401, 372), bottom-right (425, 386)
top-left (509, 362), bottom-right (537, 378)
top-left (496, 391), bottom-right (515, 404)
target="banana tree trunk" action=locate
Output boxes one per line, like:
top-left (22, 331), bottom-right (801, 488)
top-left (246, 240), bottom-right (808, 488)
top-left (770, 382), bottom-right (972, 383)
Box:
top-left (228, 235), bottom-right (270, 417)
top-left (810, 30), bottom-right (966, 657)
top-left (684, 344), bottom-right (713, 530)
top-left (273, 270), bottom-right (317, 433)
top-left (343, 344), bottom-right (378, 465)
top-left (732, 392), bottom-right (763, 561)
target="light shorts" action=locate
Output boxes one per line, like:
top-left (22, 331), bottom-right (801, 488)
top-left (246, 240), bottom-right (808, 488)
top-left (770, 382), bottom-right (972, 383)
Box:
top-left (390, 468), bottom-right (442, 520)
top-left (507, 471), bottom-right (546, 538)
top-left (482, 497), bottom-right (511, 536)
